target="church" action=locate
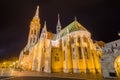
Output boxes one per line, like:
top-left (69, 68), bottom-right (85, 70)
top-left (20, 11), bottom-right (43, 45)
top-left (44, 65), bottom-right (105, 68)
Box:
top-left (18, 6), bottom-right (102, 74)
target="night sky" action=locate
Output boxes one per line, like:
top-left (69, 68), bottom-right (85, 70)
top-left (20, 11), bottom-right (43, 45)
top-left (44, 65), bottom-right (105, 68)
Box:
top-left (0, 0), bottom-right (120, 59)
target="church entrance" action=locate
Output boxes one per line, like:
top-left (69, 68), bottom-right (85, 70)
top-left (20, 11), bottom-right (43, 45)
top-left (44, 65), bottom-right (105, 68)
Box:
top-left (51, 47), bottom-right (62, 72)
top-left (114, 55), bottom-right (120, 77)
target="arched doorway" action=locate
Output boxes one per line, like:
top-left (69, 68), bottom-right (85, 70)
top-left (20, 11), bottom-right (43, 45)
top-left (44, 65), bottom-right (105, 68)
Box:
top-left (114, 55), bottom-right (120, 77)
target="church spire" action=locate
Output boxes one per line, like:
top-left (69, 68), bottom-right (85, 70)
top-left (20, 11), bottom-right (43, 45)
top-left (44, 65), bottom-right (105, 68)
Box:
top-left (26, 6), bottom-right (41, 49)
top-left (35, 5), bottom-right (39, 18)
top-left (43, 21), bottom-right (47, 32)
top-left (56, 14), bottom-right (62, 34)
top-left (41, 21), bottom-right (47, 38)
top-left (42, 21), bottom-right (47, 33)
top-left (57, 14), bottom-right (61, 26)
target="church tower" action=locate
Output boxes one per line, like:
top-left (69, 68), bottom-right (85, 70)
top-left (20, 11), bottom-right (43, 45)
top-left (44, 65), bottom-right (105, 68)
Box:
top-left (27, 6), bottom-right (41, 50)
top-left (56, 14), bottom-right (62, 34)
top-left (56, 14), bottom-right (62, 39)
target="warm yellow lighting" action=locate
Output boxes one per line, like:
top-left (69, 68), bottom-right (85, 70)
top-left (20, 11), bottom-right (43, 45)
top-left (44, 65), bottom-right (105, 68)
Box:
top-left (18, 6), bottom-right (102, 79)
top-left (114, 55), bottom-right (120, 77)
top-left (13, 62), bottom-right (15, 65)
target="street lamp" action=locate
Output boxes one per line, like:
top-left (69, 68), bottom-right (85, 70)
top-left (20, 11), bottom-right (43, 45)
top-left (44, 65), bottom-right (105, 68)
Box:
top-left (12, 62), bottom-right (15, 70)
top-left (118, 32), bottom-right (120, 37)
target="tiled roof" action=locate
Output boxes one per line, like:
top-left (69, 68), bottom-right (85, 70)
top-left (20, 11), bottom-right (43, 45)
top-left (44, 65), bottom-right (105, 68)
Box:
top-left (60, 21), bottom-right (87, 37)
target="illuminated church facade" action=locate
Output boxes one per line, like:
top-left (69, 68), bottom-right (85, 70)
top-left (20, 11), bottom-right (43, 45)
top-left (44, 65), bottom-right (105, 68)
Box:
top-left (18, 6), bottom-right (102, 74)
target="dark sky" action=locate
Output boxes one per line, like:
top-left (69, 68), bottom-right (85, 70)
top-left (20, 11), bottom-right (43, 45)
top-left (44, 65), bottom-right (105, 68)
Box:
top-left (0, 0), bottom-right (120, 59)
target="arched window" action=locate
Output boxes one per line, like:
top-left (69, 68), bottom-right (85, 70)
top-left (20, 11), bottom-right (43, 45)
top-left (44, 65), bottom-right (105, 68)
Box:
top-left (73, 53), bottom-right (76, 60)
top-left (83, 47), bottom-right (89, 59)
top-left (55, 53), bottom-right (59, 61)
top-left (78, 47), bottom-right (82, 59)
top-left (31, 30), bottom-right (33, 34)
top-left (115, 43), bottom-right (117, 47)
top-left (33, 37), bottom-right (36, 43)
top-left (64, 51), bottom-right (65, 61)
top-left (77, 36), bottom-right (81, 43)
top-left (34, 30), bottom-right (36, 35)
top-left (83, 36), bottom-right (87, 42)
top-left (71, 37), bottom-right (74, 44)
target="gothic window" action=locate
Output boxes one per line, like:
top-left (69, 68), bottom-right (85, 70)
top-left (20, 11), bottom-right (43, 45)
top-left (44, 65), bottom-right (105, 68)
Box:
top-left (71, 37), bottom-right (74, 44)
top-left (55, 53), bottom-right (59, 61)
top-left (84, 47), bottom-right (89, 59)
top-left (52, 50), bottom-right (53, 53)
top-left (83, 36), bottom-right (87, 42)
top-left (64, 51), bottom-right (65, 61)
top-left (109, 72), bottom-right (117, 77)
top-left (34, 30), bottom-right (36, 35)
top-left (73, 48), bottom-right (75, 52)
top-left (115, 43), bottom-right (117, 47)
top-left (73, 53), bottom-right (76, 59)
top-left (77, 36), bottom-right (81, 43)
top-left (111, 45), bottom-right (114, 52)
top-left (33, 37), bottom-right (35, 43)
top-left (78, 47), bottom-right (82, 59)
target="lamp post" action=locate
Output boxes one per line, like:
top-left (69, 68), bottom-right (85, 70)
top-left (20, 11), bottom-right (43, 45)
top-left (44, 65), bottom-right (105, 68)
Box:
top-left (12, 62), bottom-right (15, 70)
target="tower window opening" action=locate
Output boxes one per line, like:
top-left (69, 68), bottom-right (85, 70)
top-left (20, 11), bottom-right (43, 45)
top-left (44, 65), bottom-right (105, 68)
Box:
top-left (109, 72), bottom-right (117, 77)
top-left (115, 43), bottom-right (117, 47)
top-left (78, 47), bottom-right (82, 59)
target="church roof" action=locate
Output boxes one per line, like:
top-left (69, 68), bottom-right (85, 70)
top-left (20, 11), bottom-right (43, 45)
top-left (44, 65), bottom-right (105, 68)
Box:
top-left (47, 32), bottom-right (55, 39)
top-left (60, 20), bottom-right (87, 37)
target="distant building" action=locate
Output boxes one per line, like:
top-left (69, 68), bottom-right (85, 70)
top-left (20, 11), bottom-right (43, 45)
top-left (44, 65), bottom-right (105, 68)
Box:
top-left (18, 6), bottom-right (102, 77)
top-left (101, 39), bottom-right (120, 78)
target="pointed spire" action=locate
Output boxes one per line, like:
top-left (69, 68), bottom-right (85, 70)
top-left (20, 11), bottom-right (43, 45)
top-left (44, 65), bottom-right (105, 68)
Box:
top-left (56, 13), bottom-right (62, 33)
top-left (41, 21), bottom-right (47, 38)
top-left (43, 21), bottom-right (47, 32)
top-left (57, 14), bottom-right (61, 26)
top-left (35, 5), bottom-right (39, 17)
top-left (74, 16), bottom-right (77, 21)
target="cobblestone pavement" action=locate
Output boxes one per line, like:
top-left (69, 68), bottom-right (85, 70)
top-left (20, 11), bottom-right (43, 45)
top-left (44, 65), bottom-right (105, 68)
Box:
top-left (1, 77), bottom-right (120, 80)
top-left (0, 70), bottom-right (119, 80)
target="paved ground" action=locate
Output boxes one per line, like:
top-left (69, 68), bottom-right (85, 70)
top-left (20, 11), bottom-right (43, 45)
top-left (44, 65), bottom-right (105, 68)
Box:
top-left (0, 76), bottom-right (119, 80)
top-left (0, 69), bottom-right (119, 80)
top-left (0, 68), bottom-right (13, 76)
